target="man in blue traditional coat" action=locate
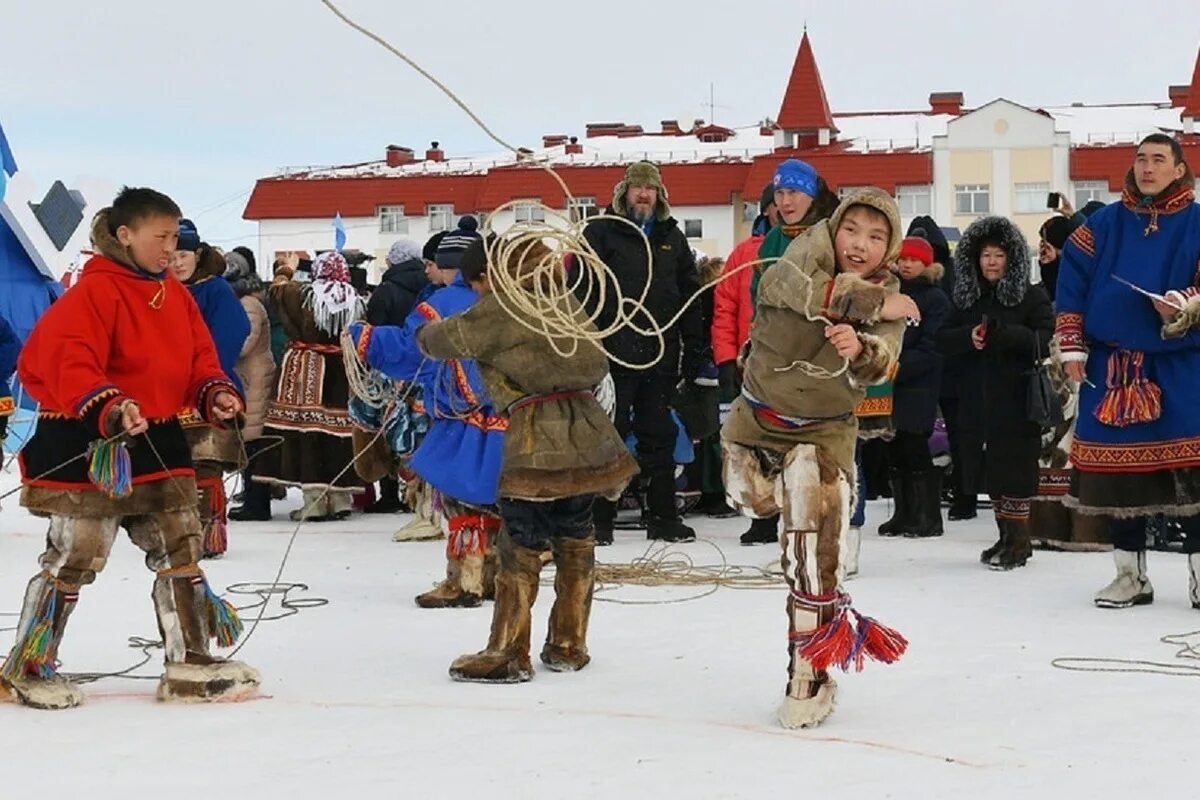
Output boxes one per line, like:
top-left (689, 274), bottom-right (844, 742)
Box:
top-left (1057, 134), bottom-right (1200, 609)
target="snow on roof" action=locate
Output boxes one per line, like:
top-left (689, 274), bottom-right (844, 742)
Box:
top-left (1041, 103), bottom-right (1185, 145)
top-left (284, 101), bottom-right (1188, 181)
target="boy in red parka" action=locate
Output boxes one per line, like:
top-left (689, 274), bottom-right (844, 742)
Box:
top-left (0, 187), bottom-right (257, 710)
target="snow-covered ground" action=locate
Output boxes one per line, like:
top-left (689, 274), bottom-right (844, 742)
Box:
top-left (1, 466), bottom-right (1196, 797)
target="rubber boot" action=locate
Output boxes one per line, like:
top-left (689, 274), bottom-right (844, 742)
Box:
top-left (541, 536), bottom-right (595, 672)
top-left (644, 470), bottom-right (695, 543)
top-left (449, 532), bottom-right (544, 683)
top-left (229, 475), bottom-right (272, 522)
top-left (593, 497), bottom-right (616, 547)
top-left (1, 573), bottom-right (84, 710)
top-left (877, 469), bottom-right (912, 537)
top-left (740, 514), bottom-right (780, 546)
top-left (1094, 550), bottom-right (1154, 609)
top-left (152, 566), bottom-right (260, 702)
top-left (904, 469), bottom-right (945, 538)
top-left (366, 477), bottom-right (404, 514)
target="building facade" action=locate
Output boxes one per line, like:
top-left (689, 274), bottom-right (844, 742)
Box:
top-left (244, 34), bottom-right (1200, 283)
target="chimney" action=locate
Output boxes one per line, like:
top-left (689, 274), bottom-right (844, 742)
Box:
top-left (661, 119), bottom-right (682, 135)
top-left (565, 136), bottom-right (583, 155)
top-left (586, 122), bottom-right (625, 138)
top-left (693, 118), bottom-right (706, 131)
top-left (759, 120), bottom-right (776, 137)
top-left (543, 134), bottom-right (569, 148)
top-left (1170, 84), bottom-right (1191, 107)
top-left (929, 92), bottom-right (964, 116)
top-left (617, 124), bottom-right (645, 138)
top-left (386, 145), bottom-right (415, 167)
top-left (424, 141), bottom-right (445, 162)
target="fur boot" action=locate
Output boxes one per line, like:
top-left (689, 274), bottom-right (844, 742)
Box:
top-left (541, 536), bottom-right (596, 672)
top-left (989, 518), bottom-right (1032, 571)
top-left (904, 469), bottom-right (945, 538)
top-left (1, 573), bottom-right (84, 710)
top-left (415, 558), bottom-right (478, 608)
top-left (289, 489), bottom-right (330, 522)
top-left (843, 526), bottom-right (862, 580)
top-left (877, 469), bottom-right (912, 537)
top-left (393, 481), bottom-right (441, 542)
top-left (980, 521), bottom-right (1006, 565)
top-left (152, 566), bottom-right (260, 702)
top-left (1094, 550), bottom-right (1154, 609)
top-left (449, 533), bottom-right (543, 683)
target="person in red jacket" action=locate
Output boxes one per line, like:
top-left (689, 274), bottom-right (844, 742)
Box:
top-left (712, 183), bottom-right (777, 376)
top-left (0, 187), bottom-right (258, 711)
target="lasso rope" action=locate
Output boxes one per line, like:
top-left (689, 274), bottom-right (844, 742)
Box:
top-left (590, 539), bottom-right (782, 605)
top-left (319, 0), bottom-right (848, 380)
top-left (1051, 630), bottom-right (1200, 678)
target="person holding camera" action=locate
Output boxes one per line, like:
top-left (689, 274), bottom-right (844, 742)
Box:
top-left (938, 216), bottom-right (1054, 570)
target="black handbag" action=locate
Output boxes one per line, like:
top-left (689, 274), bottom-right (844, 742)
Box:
top-left (1026, 337), bottom-right (1064, 429)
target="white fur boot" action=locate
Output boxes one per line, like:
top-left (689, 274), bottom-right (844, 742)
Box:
top-left (778, 678), bottom-right (838, 729)
top-left (393, 482), bottom-right (442, 542)
top-left (1094, 550), bottom-right (1154, 609)
top-left (2, 673), bottom-right (85, 710)
top-left (843, 526), bottom-right (862, 580)
top-left (156, 660), bottom-right (261, 703)
top-left (1189, 553), bottom-right (1200, 610)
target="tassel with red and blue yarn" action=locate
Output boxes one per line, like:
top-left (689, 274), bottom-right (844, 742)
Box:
top-left (1094, 350), bottom-right (1162, 428)
top-left (446, 514), bottom-right (500, 558)
top-left (87, 438), bottom-right (133, 499)
top-left (790, 591), bottom-right (908, 673)
top-left (0, 577), bottom-right (74, 681)
top-left (198, 476), bottom-right (229, 558)
top-left (201, 576), bottom-right (244, 648)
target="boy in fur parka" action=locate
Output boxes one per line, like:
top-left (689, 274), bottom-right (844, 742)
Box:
top-left (722, 187), bottom-right (916, 728)
top-left (416, 238), bottom-right (638, 682)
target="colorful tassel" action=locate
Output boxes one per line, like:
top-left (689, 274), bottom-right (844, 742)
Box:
top-left (446, 514), bottom-right (500, 558)
top-left (198, 476), bottom-right (229, 557)
top-left (1094, 350), bottom-right (1162, 428)
top-left (87, 439), bottom-right (133, 499)
top-left (201, 577), bottom-right (244, 648)
top-left (0, 581), bottom-right (70, 681)
top-left (790, 591), bottom-right (909, 673)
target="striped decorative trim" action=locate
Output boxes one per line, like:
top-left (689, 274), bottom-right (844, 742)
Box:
top-left (1072, 435), bottom-right (1200, 473)
top-left (854, 395), bottom-right (893, 418)
top-left (196, 379), bottom-right (239, 424)
top-left (1037, 468), bottom-right (1071, 498)
top-left (75, 386), bottom-right (121, 418)
top-left (355, 323), bottom-right (373, 362)
top-left (1055, 312), bottom-right (1085, 354)
top-left (1066, 225), bottom-right (1095, 258)
top-left (415, 302), bottom-right (441, 322)
top-left (996, 496), bottom-right (1032, 521)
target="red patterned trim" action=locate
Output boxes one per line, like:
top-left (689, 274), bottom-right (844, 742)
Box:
top-left (196, 379), bottom-right (239, 424)
top-left (415, 302), bottom-right (441, 322)
top-left (355, 323), bottom-right (373, 362)
top-left (1066, 225), bottom-right (1095, 258)
top-left (1037, 468), bottom-right (1071, 498)
top-left (461, 409), bottom-right (508, 433)
top-left (75, 386), bottom-right (120, 418)
top-left (0, 396), bottom-right (13, 417)
top-left (288, 341), bottom-right (342, 355)
top-left (853, 395), bottom-right (893, 418)
top-left (996, 496), bottom-right (1032, 521)
top-left (1072, 435), bottom-right (1200, 473)
top-left (1056, 312), bottom-right (1085, 353)
top-left (22, 466), bottom-right (196, 491)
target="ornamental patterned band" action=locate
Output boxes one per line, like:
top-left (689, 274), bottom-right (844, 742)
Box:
top-left (1071, 436), bottom-right (1200, 473)
top-left (1055, 312), bottom-right (1084, 353)
top-left (1067, 225), bottom-right (1095, 258)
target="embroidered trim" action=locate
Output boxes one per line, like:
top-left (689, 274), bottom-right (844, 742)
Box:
top-left (1072, 435), bottom-right (1200, 473)
top-left (1066, 225), bottom-right (1095, 258)
top-left (853, 395), bottom-right (893, 418)
top-left (1055, 312), bottom-right (1085, 353)
top-left (1037, 468), bottom-right (1072, 498)
top-left (996, 496), bottom-right (1032, 521)
top-left (75, 386), bottom-right (121, 418)
top-left (355, 323), bottom-right (373, 362)
top-left (0, 396), bottom-right (14, 417)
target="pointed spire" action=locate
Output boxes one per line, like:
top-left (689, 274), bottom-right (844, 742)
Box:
top-left (777, 31), bottom-right (837, 134)
top-left (1183, 44), bottom-right (1200, 118)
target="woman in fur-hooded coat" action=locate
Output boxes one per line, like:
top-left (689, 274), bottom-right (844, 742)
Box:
top-left (937, 216), bottom-right (1054, 568)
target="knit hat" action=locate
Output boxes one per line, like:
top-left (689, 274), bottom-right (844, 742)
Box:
top-left (423, 231), bottom-right (447, 263)
top-left (434, 216), bottom-right (481, 269)
top-left (898, 236), bottom-right (934, 266)
top-left (177, 218), bottom-right (201, 251)
top-left (612, 160), bottom-right (671, 221)
top-left (773, 159), bottom-right (818, 197)
top-left (386, 238), bottom-right (423, 267)
top-left (1080, 200), bottom-right (1106, 218)
top-left (759, 182), bottom-right (777, 212)
top-left (1039, 215), bottom-right (1072, 249)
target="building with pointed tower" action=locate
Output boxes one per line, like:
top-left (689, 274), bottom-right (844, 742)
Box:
top-left (244, 33), bottom-right (1200, 281)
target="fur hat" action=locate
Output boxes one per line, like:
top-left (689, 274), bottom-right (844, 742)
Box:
top-left (386, 238), bottom-right (423, 267)
top-left (952, 216), bottom-right (1032, 309)
top-left (1039, 215), bottom-right (1072, 249)
top-left (223, 250), bottom-right (264, 297)
top-left (773, 159), bottom-right (818, 197)
top-left (612, 160), bottom-right (671, 221)
top-left (423, 231), bottom-right (447, 263)
top-left (177, 218), bottom-right (201, 252)
top-left (898, 236), bottom-right (934, 266)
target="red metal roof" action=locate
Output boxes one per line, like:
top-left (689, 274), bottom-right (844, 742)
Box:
top-left (776, 32), bottom-right (837, 133)
top-left (1185, 46), bottom-right (1200, 117)
top-left (742, 148), bottom-right (932, 197)
top-left (1070, 139), bottom-right (1200, 191)
top-left (243, 174), bottom-right (485, 220)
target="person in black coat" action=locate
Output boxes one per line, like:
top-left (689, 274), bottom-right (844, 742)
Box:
top-left (571, 160), bottom-right (707, 544)
top-left (361, 237), bottom-right (430, 513)
top-left (938, 216), bottom-right (1054, 570)
top-left (878, 237), bottom-right (950, 538)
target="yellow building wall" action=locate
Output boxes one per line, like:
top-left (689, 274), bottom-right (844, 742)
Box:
top-left (1010, 147), bottom-right (1055, 251)
top-left (949, 150), bottom-right (992, 232)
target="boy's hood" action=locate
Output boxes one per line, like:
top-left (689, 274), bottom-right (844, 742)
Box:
top-left (824, 187), bottom-right (903, 276)
top-left (88, 208), bottom-right (140, 272)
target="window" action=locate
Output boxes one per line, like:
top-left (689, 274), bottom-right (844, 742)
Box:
top-left (1073, 180), bottom-right (1111, 209)
top-left (895, 186), bottom-right (932, 218)
top-left (954, 184), bottom-right (990, 215)
top-left (513, 201), bottom-right (546, 224)
top-left (427, 204), bottom-right (453, 232)
top-left (1014, 182), bottom-right (1050, 214)
top-left (567, 196), bottom-right (597, 223)
top-left (377, 205), bottom-right (407, 234)
top-left (684, 219), bottom-right (704, 239)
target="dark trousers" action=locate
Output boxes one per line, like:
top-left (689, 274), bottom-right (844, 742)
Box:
top-left (942, 397), bottom-right (980, 506)
top-left (888, 431), bottom-right (933, 472)
top-left (238, 439), bottom-right (272, 513)
top-left (500, 495), bottom-right (596, 551)
top-left (613, 371), bottom-right (678, 471)
top-left (1111, 515), bottom-right (1200, 554)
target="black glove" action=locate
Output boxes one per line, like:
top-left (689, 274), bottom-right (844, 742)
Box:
top-left (718, 361), bottom-right (739, 395)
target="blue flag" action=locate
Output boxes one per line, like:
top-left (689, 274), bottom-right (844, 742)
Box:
top-left (0, 120), bottom-right (17, 177)
top-left (334, 212), bottom-right (346, 252)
